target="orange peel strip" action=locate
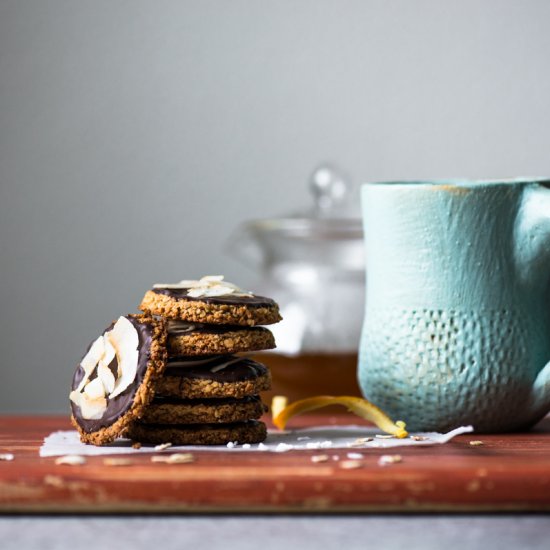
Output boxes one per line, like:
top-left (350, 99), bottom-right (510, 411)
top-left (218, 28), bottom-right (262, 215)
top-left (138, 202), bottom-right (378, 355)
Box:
top-left (272, 395), bottom-right (408, 438)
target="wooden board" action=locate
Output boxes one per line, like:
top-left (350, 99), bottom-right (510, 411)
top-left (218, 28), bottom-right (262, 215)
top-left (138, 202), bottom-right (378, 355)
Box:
top-left (1, 415), bottom-right (550, 513)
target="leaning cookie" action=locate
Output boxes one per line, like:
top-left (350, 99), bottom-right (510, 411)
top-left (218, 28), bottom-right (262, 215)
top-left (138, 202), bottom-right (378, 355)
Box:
top-left (70, 314), bottom-right (167, 446)
top-left (127, 420), bottom-right (267, 445)
top-left (154, 356), bottom-right (272, 399)
top-left (167, 321), bottom-right (275, 356)
top-left (140, 275), bottom-right (281, 327)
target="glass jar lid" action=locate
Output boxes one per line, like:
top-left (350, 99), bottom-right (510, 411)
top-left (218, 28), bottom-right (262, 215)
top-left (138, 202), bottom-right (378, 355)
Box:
top-left (246, 164), bottom-right (363, 241)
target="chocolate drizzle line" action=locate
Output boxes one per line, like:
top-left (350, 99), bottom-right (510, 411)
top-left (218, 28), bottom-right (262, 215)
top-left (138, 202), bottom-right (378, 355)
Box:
top-left (71, 316), bottom-right (153, 434)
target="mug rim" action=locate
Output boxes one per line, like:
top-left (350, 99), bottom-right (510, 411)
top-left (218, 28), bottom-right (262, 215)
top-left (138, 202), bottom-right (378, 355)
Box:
top-left (362, 177), bottom-right (550, 188)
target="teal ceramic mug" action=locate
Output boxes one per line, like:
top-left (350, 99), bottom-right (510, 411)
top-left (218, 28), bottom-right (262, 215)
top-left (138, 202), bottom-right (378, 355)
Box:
top-left (358, 179), bottom-right (550, 432)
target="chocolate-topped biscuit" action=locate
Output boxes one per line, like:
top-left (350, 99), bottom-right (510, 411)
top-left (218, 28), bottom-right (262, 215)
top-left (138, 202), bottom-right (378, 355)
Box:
top-left (140, 395), bottom-right (268, 425)
top-left (127, 420), bottom-right (267, 446)
top-left (154, 355), bottom-right (272, 399)
top-left (140, 275), bottom-right (281, 326)
top-left (70, 314), bottom-right (167, 445)
top-left (167, 320), bottom-right (275, 356)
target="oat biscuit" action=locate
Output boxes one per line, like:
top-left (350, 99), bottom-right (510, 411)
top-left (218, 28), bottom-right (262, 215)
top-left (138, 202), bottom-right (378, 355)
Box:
top-left (154, 356), bottom-right (272, 399)
top-left (140, 276), bottom-right (281, 326)
top-left (167, 321), bottom-right (275, 356)
top-left (127, 420), bottom-right (267, 446)
top-left (140, 395), bottom-right (267, 425)
top-left (70, 314), bottom-right (167, 446)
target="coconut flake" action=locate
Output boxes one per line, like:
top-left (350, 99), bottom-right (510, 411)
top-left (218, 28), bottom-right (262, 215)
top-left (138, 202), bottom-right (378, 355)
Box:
top-left (347, 452), bottom-right (364, 459)
top-left (340, 460), bottom-right (363, 470)
top-left (151, 453), bottom-right (194, 464)
top-left (100, 336), bottom-right (116, 370)
top-left (275, 443), bottom-right (294, 453)
top-left (108, 317), bottom-right (139, 399)
top-left (78, 393), bottom-right (107, 420)
top-left (188, 285), bottom-right (234, 298)
top-left (154, 443), bottom-right (172, 451)
top-left (378, 454), bottom-right (403, 466)
top-left (154, 276), bottom-right (253, 298)
top-left (97, 363), bottom-right (115, 394)
top-left (75, 336), bottom-right (104, 393)
top-left (201, 275), bottom-right (225, 283)
top-left (109, 348), bottom-right (138, 399)
top-left (83, 377), bottom-right (106, 400)
top-left (103, 458), bottom-right (133, 466)
top-left (55, 455), bottom-right (87, 466)
top-left (311, 454), bottom-right (329, 463)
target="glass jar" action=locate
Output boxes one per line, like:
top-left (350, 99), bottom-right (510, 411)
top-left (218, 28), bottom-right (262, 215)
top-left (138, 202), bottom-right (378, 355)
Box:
top-left (228, 165), bottom-right (365, 401)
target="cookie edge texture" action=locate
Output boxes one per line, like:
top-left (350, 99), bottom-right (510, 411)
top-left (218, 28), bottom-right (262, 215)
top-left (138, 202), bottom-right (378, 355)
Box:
top-left (127, 420), bottom-right (267, 445)
top-left (140, 397), bottom-right (268, 424)
top-left (140, 290), bottom-right (281, 326)
top-left (168, 327), bottom-right (275, 356)
top-left (154, 370), bottom-right (272, 399)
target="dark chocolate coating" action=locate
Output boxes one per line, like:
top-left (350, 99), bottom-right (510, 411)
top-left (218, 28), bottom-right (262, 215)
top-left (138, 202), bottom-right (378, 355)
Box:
top-left (152, 287), bottom-right (276, 307)
top-left (164, 356), bottom-right (268, 382)
top-left (71, 316), bottom-right (153, 434)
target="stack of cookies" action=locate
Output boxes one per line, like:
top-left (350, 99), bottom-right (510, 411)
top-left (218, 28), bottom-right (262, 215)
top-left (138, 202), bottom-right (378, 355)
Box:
top-left (69, 276), bottom-right (281, 446)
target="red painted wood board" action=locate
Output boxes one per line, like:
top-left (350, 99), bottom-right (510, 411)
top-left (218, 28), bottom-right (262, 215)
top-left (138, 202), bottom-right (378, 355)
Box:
top-left (0, 415), bottom-right (549, 513)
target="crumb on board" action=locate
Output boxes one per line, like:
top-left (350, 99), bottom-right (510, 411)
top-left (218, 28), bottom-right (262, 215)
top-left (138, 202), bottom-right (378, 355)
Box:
top-left (347, 437), bottom-right (373, 447)
top-left (154, 443), bottom-right (172, 451)
top-left (103, 458), bottom-right (133, 467)
top-left (347, 452), bottom-right (363, 460)
top-left (151, 453), bottom-right (195, 464)
top-left (311, 454), bottom-right (329, 463)
top-left (275, 443), bottom-right (294, 453)
top-left (410, 435), bottom-right (428, 441)
top-left (55, 455), bottom-right (86, 466)
top-left (340, 460), bottom-right (363, 470)
top-left (378, 454), bottom-right (403, 466)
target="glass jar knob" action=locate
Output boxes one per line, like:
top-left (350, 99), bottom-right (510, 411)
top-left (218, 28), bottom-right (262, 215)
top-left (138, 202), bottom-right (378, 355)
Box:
top-left (309, 164), bottom-right (351, 216)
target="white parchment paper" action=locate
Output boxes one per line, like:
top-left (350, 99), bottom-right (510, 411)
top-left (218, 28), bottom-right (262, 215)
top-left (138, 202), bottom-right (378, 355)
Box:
top-left (39, 425), bottom-right (473, 457)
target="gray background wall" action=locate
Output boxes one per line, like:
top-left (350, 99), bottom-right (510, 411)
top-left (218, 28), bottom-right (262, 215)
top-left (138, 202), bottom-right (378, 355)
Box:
top-left (1, 0), bottom-right (550, 413)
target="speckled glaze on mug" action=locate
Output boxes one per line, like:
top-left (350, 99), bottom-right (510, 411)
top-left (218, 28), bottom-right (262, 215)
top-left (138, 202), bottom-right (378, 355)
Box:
top-left (359, 179), bottom-right (550, 432)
